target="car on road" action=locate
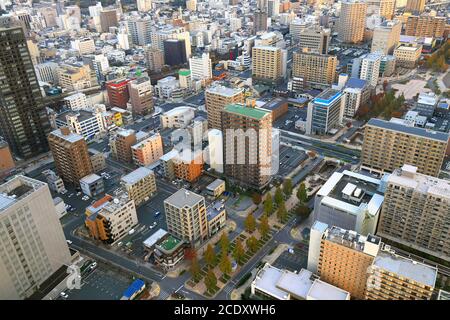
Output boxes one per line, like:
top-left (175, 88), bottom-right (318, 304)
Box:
top-left (154, 211), bottom-right (160, 217)
top-left (90, 262), bottom-right (97, 269)
top-left (128, 229), bottom-right (135, 235)
top-left (66, 240), bottom-right (73, 245)
top-left (60, 292), bottom-right (69, 299)
top-left (70, 207), bottom-right (76, 212)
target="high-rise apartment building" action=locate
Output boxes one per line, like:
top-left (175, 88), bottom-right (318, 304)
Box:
top-left (252, 46), bottom-right (285, 84)
top-left (405, 16), bottom-right (446, 38)
top-left (377, 165), bottom-right (450, 262)
top-left (48, 127), bottom-right (94, 186)
top-left (163, 39), bottom-right (187, 66)
top-left (0, 25), bottom-right (51, 159)
top-left (379, 0), bottom-right (396, 19)
top-left (120, 167), bottom-right (157, 207)
top-left (85, 192), bottom-right (138, 245)
top-left (314, 225), bottom-right (381, 299)
top-left (359, 53), bottom-right (382, 87)
top-left (338, 0), bottom-right (367, 43)
top-left (366, 248), bottom-right (437, 300)
top-left (127, 17), bottom-right (152, 46)
top-left (0, 176), bottom-right (72, 299)
top-left (292, 51), bottom-right (337, 89)
top-left (221, 104), bottom-right (273, 190)
top-left (254, 10), bottom-right (268, 34)
top-left (131, 133), bottom-right (164, 167)
top-left (57, 64), bottom-right (95, 91)
top-left (106, 78), bottom-right (130, 109)
top-left (110, 129), bottom-right (137, 164)
top-left (136, 0), bottom-right (152, 12)
top-left (71, 38), bottom-right (96, 55)
top-left (361, 118), bottom-right (449, 177)
top-left (298, 26), bottom-right (331, 55)
top-left (128, 76), bottom-right (153, 115)
top-left (371, 20), bottom-right (402, 55)
top-left (189, 52), bottom-right (212, 84)
top-left (205, 85), bottom-right (245, 129)
top-left (405, 0), bottom-right (425, 13)
top-left (164, 188), bottom-right (208, 247)
top-left (306, 89), bottom-right (345, 135)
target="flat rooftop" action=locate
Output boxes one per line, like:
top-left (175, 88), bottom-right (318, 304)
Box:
top-left (374, 250), bottom-right (437, 287)
top-left (252, 264), bottom-right (290, 300)
top-left (121, 167), bottom-right (154, 185)
top-left (307, 279), bottom-right (350, 300)
top-left (367, 118), bottom-right (449, 142)
top-left (324, 226), bottom-right (380, 253)
top-left (164, 188), bottom-right (204, 208)
top-left (206, 179), bottom-right (225, 191)
top-left (80, 173), bottom-right (102, 184)
top-left (223, 104), bottom-right (270, 120)
top-left (313, 89), bottom-right (343, 106)
top-left (157, 234), bottom-right (183, 252)
top-left (50, 128), bottom-right (84, 143)
top-left (206, 85), bottom-right (243, 97)
top-left (0, 176), bottom-right (44, 212)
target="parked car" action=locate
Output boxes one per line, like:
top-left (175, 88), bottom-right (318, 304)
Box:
top-left (66, 240), bottom-right (73, 245)
top-left (60, 292), bottom-right (69, 299)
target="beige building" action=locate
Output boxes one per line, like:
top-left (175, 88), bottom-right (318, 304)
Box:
top-left (316, 226), bottom-right (381, 300)
top-left (89, 150), bottom-right (106, 173)
top-left (164, 189), bottom-right (208, 247)
top-left (292, 50), bottom-right (337, 89)
top-left (361, 118), bottom-right (449, 177)
top-left (145, 47), bottom-right (164, 72)
top-left (405, 16), bottom-right (446, 38)
top-left (405, 0), bottom-right (425, 13)
top-left (85, 191), bottom-right (138, 245)
top-left (298, 26), bottom-right (331, 55)
top-left (128, 76), bottom-right (154, 115)
top-left (131, 133), bottom-right (164, 167)
top-left (110, 129), bottom-right (137, 164)
top-left (377, 165), bottom-right (450, 262)
top-left (99, 9), bottom-right (118, 33)
top-left (221, 104), bottom-right (273, 190)
top-left (57, 64), bottom-right (96, 91)
top-left (71, 38), bottom-right (96, 55)
top-left (379, 0), bottom-right (396, 19)
top-left (252, 46), bottom-right (285, 84)
top-left (0, 176), bottom-right (72, 299)
top-left (205, 85), bottom-right (245, 129)
top-left (121, 167), bottom-right (157, 207)
top-left (366, 248), bottom-right (437, 300)
top-left (48, 127), bottom-right (94, 186)
top-left (338, 0), bottom-right (367, 43)
top-left (371, 20), bottom-right (402, 55)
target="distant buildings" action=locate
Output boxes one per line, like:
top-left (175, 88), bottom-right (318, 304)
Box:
top-left (0, 176), bottom-right (71, 299)
top-left (405, 0), bottom-right (425, 13)
top-left (85, 192), bottom-right (138, 244)
top-left (110, 129), bottom-right (138, 164)
top-left (48, 127), bottom-right (94, 186)
top-left (57, 64), bottom-right (96, 91)
top-left (145, 47), bottom-right (164, 73)
top-left (164, 188), bottom-right (208, 247)
top-left (252, 46), bottom-right (286, 85)
top-left (164, 39), bottom-right (187, 66)
top-left (337, 0), bottom-right (367, 44)
top-left (189, 52), bottom-right (212, 85)
top-left (297, 26), bottom-right (330, 55)
top-left (371, 20), bottom-right (401, 55)
top-left (205, 85), bottom-right (245, 129)
top-left (99, 9), bottom-right (118, 33)
top-left (405, 16), bottom-right (446, 38)
top-left (394, 45), bottom-right (422, 69)
top-left (361, 118), bottom-right (449, 177)
top-left (121, 167), bottom-right (157, 207)
top-left (254, 10), bottom-right (268, 33)
top-left (292, 51), bottom-right (337, 90)
top-left (377, 165), bottom-right (450, 262)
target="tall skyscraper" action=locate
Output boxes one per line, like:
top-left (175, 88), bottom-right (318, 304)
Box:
top-left (127, 17), bottom-right (152, 46)
top-left (0, 176), bottom-right (72, 299)
top-left (254, 10), bottom-right (268, 34)
top-left (338, 0), bottom-right (367, 43)
top-left (0, 24), bottom-right (51, 159)
top-left (221, 104), bottom-right (273, 190)
top-left (205, 85), bottom-right (244, 129)
top-left (377, 165), bottom-right (450, 262)
top-left (361, 118), bottom-right (449, 177)
top-left (164, 188), bottom-right (208, 247)
top-left (48, 127), bottom-right (94, 186)
top-left (163, 39), bottom-right (187, 66)
top-left (405, 0), bottom-right (425, 13)
top-left (252, 46), bottom-right (285, 84)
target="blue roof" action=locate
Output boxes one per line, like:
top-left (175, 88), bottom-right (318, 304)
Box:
top-left (346, 78), bottom-right (367, 89)
top-left (313, 90), bottom-right (343, 106)
top-left (123, 279), bottom-right (145, 298)
top-left (367, 118), bottom-right (450, 142)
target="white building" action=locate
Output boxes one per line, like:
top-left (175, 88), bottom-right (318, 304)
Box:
top-left (35, 62), bottom-right (59, 84)
top-left (136, 0), bottom-right (152, 11)
top-left (207, 129), bottom-right (223, 173)
top-left (55, 109), bottom-right (106, 140)
top-left (0, 176), bottom-right (72, 299)
top-left (117, 28), bottom-right (130, 50)
top-left (160, 106), bottom-right (196, 128)
top-left (154, 76), bottom-right (184, 100)
top-left (189, 52), bottom-right (212, 84)
top-left (42, 169), bottom-right (66, 194)
top-left (64, 92), bottom-right (90, 111)
top-left (71, 38), bottom-right (96, 55)
top-left (359, 53), bottom-right (382, 87)
top-left (230, 17), bottom-right (242, 31)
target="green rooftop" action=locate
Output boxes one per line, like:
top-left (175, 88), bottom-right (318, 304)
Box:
top-left (159, 235), bottom-right (182, 252)
top-left (224, 104), bottom-right (269, 120)
top-left (179, 69), bottom-right (191, 76)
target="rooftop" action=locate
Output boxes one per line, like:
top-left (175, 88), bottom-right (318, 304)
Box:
top-left (164, 188), bottom-right (204, 208)
top-left (307, 279), bottom-right (350, 300)
top-left (223, 104), bottom-right (270, 120)
top-left (367, 118), bottom-right (449, 142)
top-left (156, 234), bottom-right (183, 253)
top-left (0, 176), bottom-right (44, 212)
top-left (80, 173), bottom-right (102, 184)
top-left (143, 229), bottom-right (168, 249)
top-left (121, 167), bottom-right (154, 185)
top-left (276, 269), bottom-right (316, 300)
top-left (206, 85), bottom-right (243, 97)
top-left (206, 179), bottom-right (225, 191)
top-left (313, 89), bottom-right (343, 106)
top-left (50, 128), bottom-right (84, 143)
top-left (373, 250), bottom-right (437, 287)
top-left (252, 264), bottom-right (290, 300)
top-left (324, 226), bottom-right (380, 254)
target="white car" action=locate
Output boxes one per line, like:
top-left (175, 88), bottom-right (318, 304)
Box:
top-left (66, 240), bottom-right (73, 245)
top-left (60, 292), bottom-right (69, 299)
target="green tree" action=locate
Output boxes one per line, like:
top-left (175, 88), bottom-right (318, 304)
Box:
top-left (204, 244), bottom-right (216, 267)
top-left (204, 269), bottom-right (217, 293)
top-left (297, 183), bottom-right (308, 204)
top-left (233, 239), bottom-right (245, 265)
top-left (246, 236), bottom-right (258, 253)
top-left (263, 193), bottom-right (273, 216)
top-left (252, 192), bottom-right (262, 205)
top-left (277, 202), bottom-right (288, 223)
top-left (244, 213), bottom-right (256, 233)
top-left (295, 205), bottom-right (311, 220)
top-left (274, 186), bottom-right (284, 206)
top-left (219, 254), bottom-right (232, 276)
top-left (283, 179), bottom-right (293, 197)
top-left (219, 232), bottom-right (230, 255)
top-left (259, 214), bottom-right (270, 239)
top-left (189, 257), bottom-right (201, 281)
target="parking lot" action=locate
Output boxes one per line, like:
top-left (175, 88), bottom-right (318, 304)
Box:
top-left (273, 107), bottom-right (308, 132)
top-left (276, 145), bottom-right (308, 178)
top-left (272, 246), bottom-right (308, 273)
top-left (64, 265), bottom-right (133, 300)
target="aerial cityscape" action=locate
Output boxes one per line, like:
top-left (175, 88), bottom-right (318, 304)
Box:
top-left (0, 0), bottom-right (450, 303)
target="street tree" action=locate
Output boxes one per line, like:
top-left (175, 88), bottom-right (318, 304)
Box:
top-left (190, 257), bottom-right (201, 281)
top-left (263, 194), bottom-right (273, 216)
top-left (246, 236), bottom-right (258, 253)
top-left (219, 254), bottom-right (232, 276)
top-left (277, 202), bottom-right (288, 223)
top-left (297, 183), bottom-right (307, 204)
top-left (274, 186), bottom-right (284, 206)
top-left (220, 232), bottom-right (230, 255)
top-left (259, 214), bottom-right (270, 239)
top-left (244, 213), bottom-right (256, 233)
top-left (204, 244), bottom-right (216, 267)
top-left (233, 239), bottom-right (245, 265)
top-left (283, 179), bottom-right (293, 197)
top-left (204, 269), bottom-right (217, 293)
